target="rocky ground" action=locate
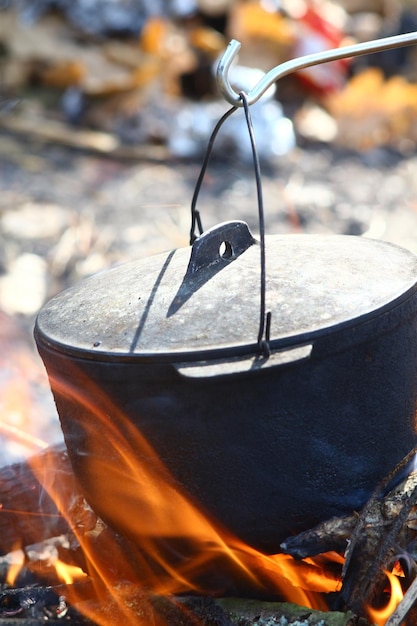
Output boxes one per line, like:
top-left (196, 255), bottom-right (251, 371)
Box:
top-left (1, 130), bottom-right (417, 314)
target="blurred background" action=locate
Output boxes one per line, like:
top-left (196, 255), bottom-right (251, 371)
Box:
top-left (2, 0), bottom-right (417, 464)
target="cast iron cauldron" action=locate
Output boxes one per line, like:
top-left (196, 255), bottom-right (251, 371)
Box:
top-left (35, 220), bottom-right (417, 553)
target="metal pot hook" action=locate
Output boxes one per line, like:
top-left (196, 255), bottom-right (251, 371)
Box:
top-left (216, 31), bottom-right (417, 107)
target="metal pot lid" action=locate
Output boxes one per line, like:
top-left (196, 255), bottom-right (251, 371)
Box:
top-left (35, 220), bottom-right (417, 361)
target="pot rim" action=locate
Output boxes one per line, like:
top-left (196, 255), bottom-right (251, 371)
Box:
top-left (34, 229), bottom-right (417, 369)
top-left (35, 280), bottom-right (417, 366)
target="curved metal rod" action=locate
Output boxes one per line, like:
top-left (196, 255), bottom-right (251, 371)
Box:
top-left (217, 31), bottom-right (417, 107)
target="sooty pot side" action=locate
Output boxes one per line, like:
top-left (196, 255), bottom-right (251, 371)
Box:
top-left (35, 290), bottom-right (417, 554)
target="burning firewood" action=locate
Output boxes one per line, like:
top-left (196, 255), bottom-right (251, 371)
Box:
top-left (281, 470), bottom-right (417, 563)
top-left (281, 515), bottom-right (357, 561)
top-left (282, 480), bottom-right (417, 562)
top-left (281, 445), bottom-right (417, 622)
top-left (1, 442), bottom-right (417, 624)
top-left (341, 447), bottom-right (417, 616)
top-left (0, 444), bottom-right (72, 554)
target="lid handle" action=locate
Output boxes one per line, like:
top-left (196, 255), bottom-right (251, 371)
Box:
top-left (167, 220), bottom-right (256, 317)
top-left (188, 220), bottom-right (256, 274)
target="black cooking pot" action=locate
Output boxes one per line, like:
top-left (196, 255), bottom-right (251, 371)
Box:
top-left (34, 220), bottom-right (417, 553)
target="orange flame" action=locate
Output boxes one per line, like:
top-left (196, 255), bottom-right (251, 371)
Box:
top-left (4, 541), bottom-right (87, 588)
top-left (25, 364), bottom-right (345, 624)
top-left (54, 559), bottom-right (88, 585)
top-left (367, 570), bottom-right (404, 626)
top-left (0, 420), bottom-right (48, 452)
top-left (5, 544), bottom-right (25, 586)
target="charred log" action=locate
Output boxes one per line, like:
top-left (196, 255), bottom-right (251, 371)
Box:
top-left (280, 514), bottom-right (357, 560)
top-left (279, 449), bottom-right (417, 619)
top-left (0, 445), bottom-right (73, 554)
top-left (341, 449), bottom-right (417, 615)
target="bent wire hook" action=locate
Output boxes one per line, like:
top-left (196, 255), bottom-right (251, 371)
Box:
top-left (217, 31), bottom-right (417, 107)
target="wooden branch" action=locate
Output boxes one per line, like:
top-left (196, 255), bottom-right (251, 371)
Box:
top-left (341, 469), bottom-right (417, 614)
top-left (281, 471), bottom-right (417, 563)
top-left (0, 113), bottom-right (170, 161)
top-left (280, 513), bottom-right (356, 559)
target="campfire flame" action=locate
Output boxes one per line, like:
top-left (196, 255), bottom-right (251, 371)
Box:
top-left (24, 367), bottom-right (343, 624)
top-left (0, 352), bottom-right (407, 625)
top-left (54, 559), bottom-right (88, 585)
top-left (367, 569), bottom-right (404, 626)
top-left (5, 544), bottom-right (25, 587)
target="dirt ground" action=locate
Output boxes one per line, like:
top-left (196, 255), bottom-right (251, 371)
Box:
top-left (1, 131), bottom-right (417, 296)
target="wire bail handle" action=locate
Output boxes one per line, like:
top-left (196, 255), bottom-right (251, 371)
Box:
top-left (190, 30), bottom-right (417, 361)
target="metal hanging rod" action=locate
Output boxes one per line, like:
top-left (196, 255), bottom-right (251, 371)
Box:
top-left (216, 31), bottom-right (417, 107)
